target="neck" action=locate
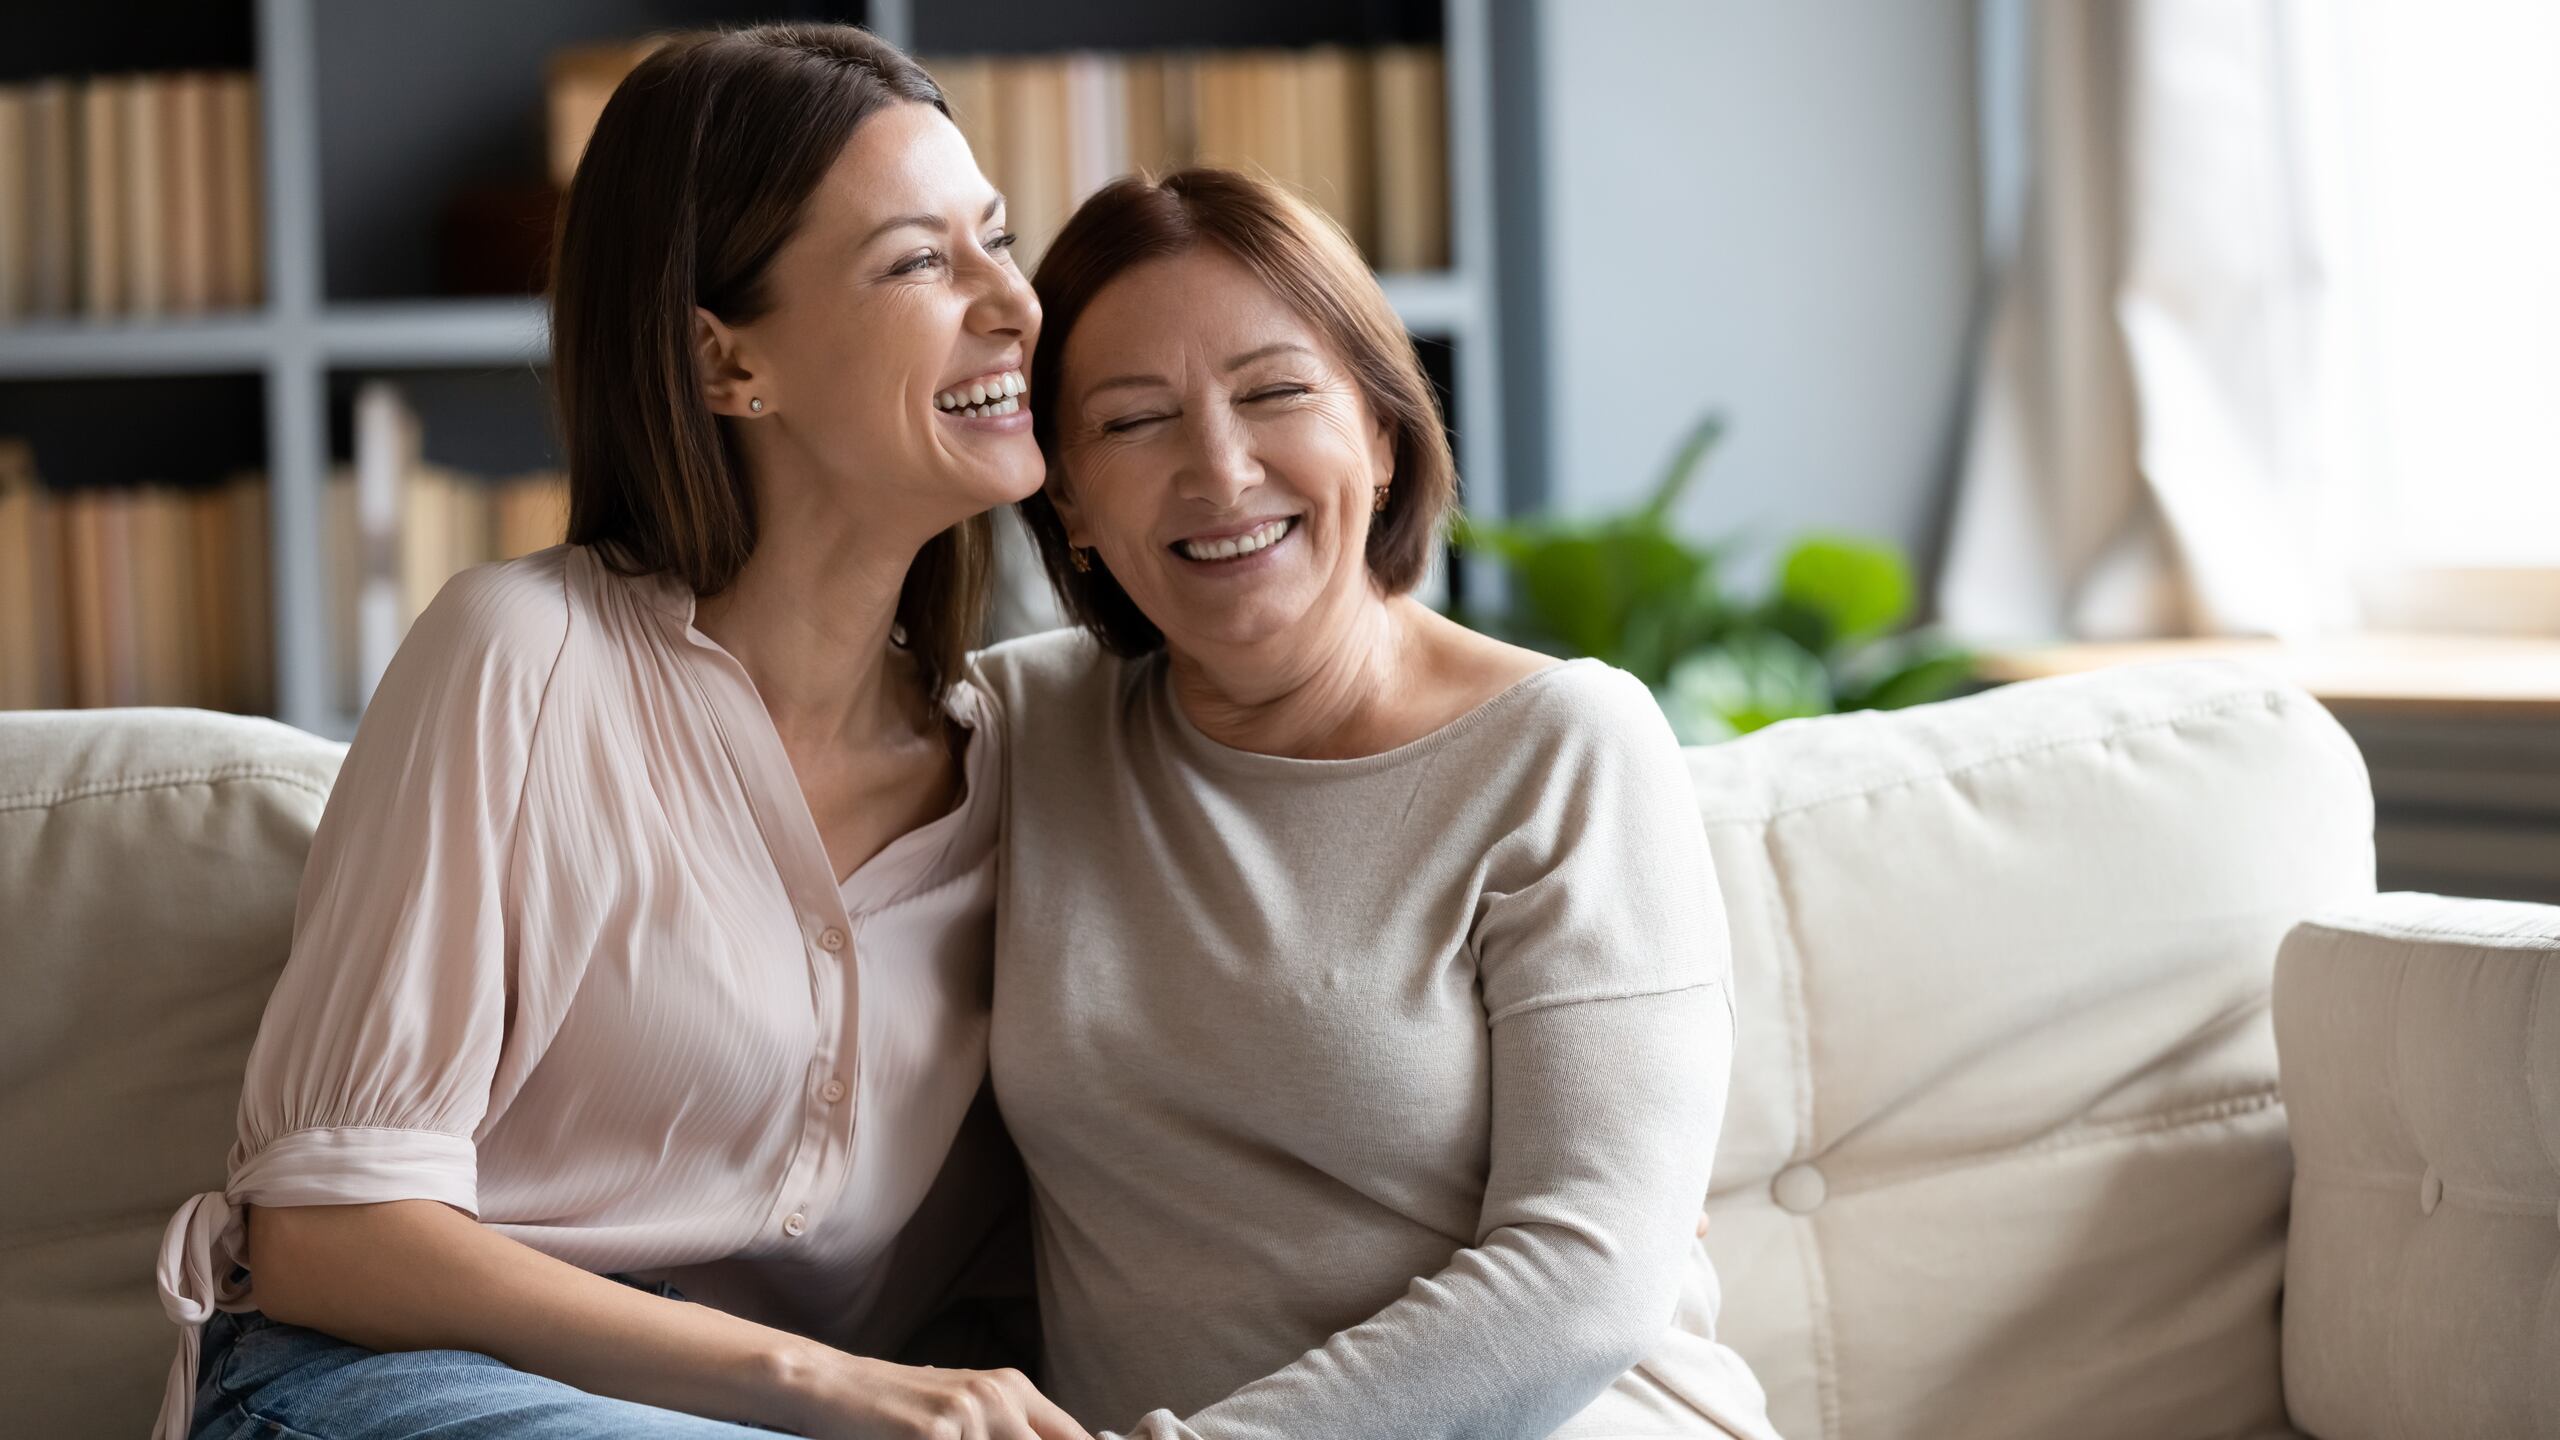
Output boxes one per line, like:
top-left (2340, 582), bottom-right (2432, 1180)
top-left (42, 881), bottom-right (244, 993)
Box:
top-left (1167, 592), bottom-right (1414, 759)
top-left (691, 458), bottom-right (942, 750)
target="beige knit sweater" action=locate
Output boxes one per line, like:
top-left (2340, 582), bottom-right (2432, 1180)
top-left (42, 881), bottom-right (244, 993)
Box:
top-left (973, 629), bottom-right (1779, 1440)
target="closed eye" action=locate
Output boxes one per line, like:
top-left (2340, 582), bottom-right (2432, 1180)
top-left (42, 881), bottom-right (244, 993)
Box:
top-left (1246, 385), bottom-right (1311, 402)
top-left (890, 249), bottom-right (945, 277)
top-left (1100, 413), bottom-right (1170, 435)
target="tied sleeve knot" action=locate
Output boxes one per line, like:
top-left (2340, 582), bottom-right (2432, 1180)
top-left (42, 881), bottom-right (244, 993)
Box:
top-left (153, 1189), bottom-right (251, 1440)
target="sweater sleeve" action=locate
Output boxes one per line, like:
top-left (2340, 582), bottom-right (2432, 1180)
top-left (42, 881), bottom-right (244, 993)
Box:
top-left (1107, 670), bottom-right (1736, 1440)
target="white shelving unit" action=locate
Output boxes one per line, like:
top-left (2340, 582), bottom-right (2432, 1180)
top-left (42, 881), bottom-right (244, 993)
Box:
top-left (0, 0), bottom-right (1506, 739)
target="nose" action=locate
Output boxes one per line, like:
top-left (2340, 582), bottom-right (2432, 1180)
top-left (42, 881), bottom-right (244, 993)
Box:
top-left (966, 245), bottom-right (1038, 343)
top-left (1174, 404), bottom-right (1259, 509)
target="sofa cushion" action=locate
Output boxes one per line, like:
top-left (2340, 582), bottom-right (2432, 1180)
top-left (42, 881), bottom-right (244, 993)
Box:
top-left (0, 708), bottom-right (345, 1440)
top-left (1693, 663), bottom-right (2374, 1440)
top-left (2276, 893), bottom-right (2560, 1440)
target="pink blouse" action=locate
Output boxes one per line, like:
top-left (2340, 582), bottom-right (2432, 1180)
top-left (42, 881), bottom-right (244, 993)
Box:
top-left (152, 544), bottom-right (1002, 1440)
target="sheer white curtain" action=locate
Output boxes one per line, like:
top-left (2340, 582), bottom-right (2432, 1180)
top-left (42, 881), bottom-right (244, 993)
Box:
top-left (1946, 0), bottom-right (2560, 644)
top-left (1940, 0), bottom-right (2357, 643)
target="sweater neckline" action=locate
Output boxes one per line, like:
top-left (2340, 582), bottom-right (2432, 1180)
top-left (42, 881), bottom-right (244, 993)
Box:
top-left (1147, 651), bottom-right (1598, 780)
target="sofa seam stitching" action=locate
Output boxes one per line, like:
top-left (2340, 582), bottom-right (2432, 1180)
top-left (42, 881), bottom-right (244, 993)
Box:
top-left (2385, 951), bottom-right (2418, 1440)
top-left (2294, 918), bottom-right (2560, 954)
top-left (1756, 825), bottom-right (1837, 1440)
top-left (2527, 960), bottom-right (2560, 1184)
top-left (1820, 1086), bottom-right (2284, 1196)
top-left (1694, 690), bottom-right (2296, 826)
top-left (0, 764), bottom-right (333, 815)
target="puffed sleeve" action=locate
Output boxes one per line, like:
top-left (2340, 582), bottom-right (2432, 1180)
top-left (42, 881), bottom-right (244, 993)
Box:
top-left (153, 558), bottom-right (571, 1440)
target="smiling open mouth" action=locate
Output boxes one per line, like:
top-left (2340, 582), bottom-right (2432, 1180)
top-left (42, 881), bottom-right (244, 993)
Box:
top-left (1173, 517), bottom-right (1298, 562)
top-left (935, 369), bottom-right (1026, 419)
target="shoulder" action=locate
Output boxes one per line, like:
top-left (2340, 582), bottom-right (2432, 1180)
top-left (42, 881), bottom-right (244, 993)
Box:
top-left (379, 547), bottom-right (576, 713)
top-left (1490, 660), bottom-right (1683, 767)
top-left (1462, 661), bottom-right (1703, 850)
top-left (412, 547), bottom-right (575, 666)
top-left (966, 626), bottom-right (1122, 720)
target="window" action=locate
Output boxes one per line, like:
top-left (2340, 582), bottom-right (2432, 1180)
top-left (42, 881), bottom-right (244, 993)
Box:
top-left (2336, 2), bottom-right (2560, 593)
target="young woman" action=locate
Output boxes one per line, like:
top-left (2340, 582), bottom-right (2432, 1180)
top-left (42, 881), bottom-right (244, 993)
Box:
top-left (153, 26), bottom-right (1082, 1440)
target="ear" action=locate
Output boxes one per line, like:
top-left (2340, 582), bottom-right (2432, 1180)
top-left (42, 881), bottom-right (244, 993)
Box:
top-left (1046, 475), bottom-right (1092, 551)
top-left (694, 306), bottom-right (764, 417)
top-left (1369, 409), bottom-right (1397, 489)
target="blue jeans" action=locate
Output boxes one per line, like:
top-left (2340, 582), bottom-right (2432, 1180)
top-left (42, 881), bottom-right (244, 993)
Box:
top-left (190, 1277), bottom-right (787, 1439)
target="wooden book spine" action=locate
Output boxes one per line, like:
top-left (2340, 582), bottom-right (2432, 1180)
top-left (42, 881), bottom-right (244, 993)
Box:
top-left (0, 87), bottom-right (29, 320)
top-left (26, 80), bottom-right (77, 316)
top-left (119, 75), bottom-right (165, 317)
top-left (214, 73), bottom-right (262, 307)
top-left (165, 72), bottom-right (213, 313)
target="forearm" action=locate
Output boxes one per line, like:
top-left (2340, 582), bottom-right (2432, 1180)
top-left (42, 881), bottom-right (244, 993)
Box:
top-left (245, 1199), bottom-right (836, 1433)
top-left (1116, 987), bottom-right (1730, 1440)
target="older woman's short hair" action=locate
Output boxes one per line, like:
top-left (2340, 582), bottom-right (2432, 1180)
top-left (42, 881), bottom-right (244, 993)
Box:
top-left (1021, 168), bottom-right (1458, 657)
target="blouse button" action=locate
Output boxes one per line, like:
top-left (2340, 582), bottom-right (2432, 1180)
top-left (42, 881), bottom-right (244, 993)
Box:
top-left (782, 1211), bottom-right (808, 1238)
top-left (818, 927), bottom-right (846, 952)
top-left (821, 1078), bottom-right (847, 1105)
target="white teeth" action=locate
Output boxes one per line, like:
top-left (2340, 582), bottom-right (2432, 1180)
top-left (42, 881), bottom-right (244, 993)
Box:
top-left (936, 369), bottom-right (1029, 413)
top-left (1177, 518), bottom-right (1292, 561)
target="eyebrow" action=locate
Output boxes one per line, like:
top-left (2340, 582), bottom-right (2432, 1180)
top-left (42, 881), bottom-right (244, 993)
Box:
top-left (859, 193), bottom-right (1006, 250)
top-left (1081, 342), bottom-right (1322, 402)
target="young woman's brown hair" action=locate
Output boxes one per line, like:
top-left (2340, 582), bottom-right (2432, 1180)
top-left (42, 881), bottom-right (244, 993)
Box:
top-left (550, 23), bottom-right (991, 700)
top-left (1019, 167), bottom-right (1458, 657)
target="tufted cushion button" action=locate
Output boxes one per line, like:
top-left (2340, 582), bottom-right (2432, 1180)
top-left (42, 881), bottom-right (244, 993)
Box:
top-left (1772, 1164), bottom-right (1828, 1215)
top-left (2418, 1167), bottom-right (2442, 1217)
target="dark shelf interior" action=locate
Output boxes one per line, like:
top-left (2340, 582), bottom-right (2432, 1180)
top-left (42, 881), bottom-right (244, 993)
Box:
top-left (326, 366), bottom-right (561, 476)
top-left (312, 0), bottom-right (862, 303)
top-left (1, 1), bottom-right (256, 83)
top-left (1, 375), bottom-right (266, 488)
top-left (908, 0), bottom-right (1440, 55)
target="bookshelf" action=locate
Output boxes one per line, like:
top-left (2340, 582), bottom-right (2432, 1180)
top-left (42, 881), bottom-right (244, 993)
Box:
top-left (0, 0), bottom-right (1506, 740)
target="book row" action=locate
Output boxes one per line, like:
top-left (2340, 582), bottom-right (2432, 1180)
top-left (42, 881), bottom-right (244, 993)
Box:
top-left (0, 435), bottom-right (567, 717)
top-left (549, 43), bottom-right (1450, 275)
top-left (0, 444), bottom-right (271, 712)
top-left (0, 71), bottom-right (266, 323)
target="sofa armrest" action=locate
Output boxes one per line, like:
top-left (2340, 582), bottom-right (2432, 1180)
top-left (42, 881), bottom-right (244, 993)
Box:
top-left (2273, 893), bottom-right (2560, 1440)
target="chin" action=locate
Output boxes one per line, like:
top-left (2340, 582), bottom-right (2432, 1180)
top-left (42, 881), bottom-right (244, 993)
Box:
top-left (956, 451), bottom-right (1046, 509)
top-left (1163, 597), bottom-right (1312, 655)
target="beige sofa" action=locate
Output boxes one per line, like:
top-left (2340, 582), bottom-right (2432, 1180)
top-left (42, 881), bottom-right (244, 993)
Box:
top-left (3, 662), bottom-right (2552, 1439)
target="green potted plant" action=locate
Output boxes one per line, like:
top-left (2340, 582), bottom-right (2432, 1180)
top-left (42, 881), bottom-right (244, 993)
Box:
top-left (1452, 411), bottom-right (1972, 742)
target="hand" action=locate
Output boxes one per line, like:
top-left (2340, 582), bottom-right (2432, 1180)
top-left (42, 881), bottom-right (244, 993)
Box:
top-left (788, 1351), bottom-right (1093, 1440)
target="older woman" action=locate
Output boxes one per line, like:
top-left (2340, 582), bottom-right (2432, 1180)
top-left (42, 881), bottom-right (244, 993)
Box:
top-left (973, 170), bottom-right (1781, 1439)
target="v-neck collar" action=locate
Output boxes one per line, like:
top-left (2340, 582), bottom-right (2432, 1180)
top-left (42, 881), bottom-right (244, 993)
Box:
top-left (602, 547), bottom-right (989, 920)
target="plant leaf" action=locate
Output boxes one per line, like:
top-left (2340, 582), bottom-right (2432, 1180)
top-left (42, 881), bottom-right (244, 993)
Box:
top-left (1777, 535), bottom-right (1911, 645)
top-left (1641, 410), bottom-right (1729, 523)
top-left (1854, 647), bottom-right (1976, 712)
top-left (1658, 631), bottom-right (1832, 741)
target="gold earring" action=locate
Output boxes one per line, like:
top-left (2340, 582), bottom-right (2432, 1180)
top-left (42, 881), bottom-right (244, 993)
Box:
top-left (748, 397), bottom-right (764, 413)
top-left (1372, 484), bottom-right (1391, 514)
top-left (1068, 546), bottom-right (1093, 574)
